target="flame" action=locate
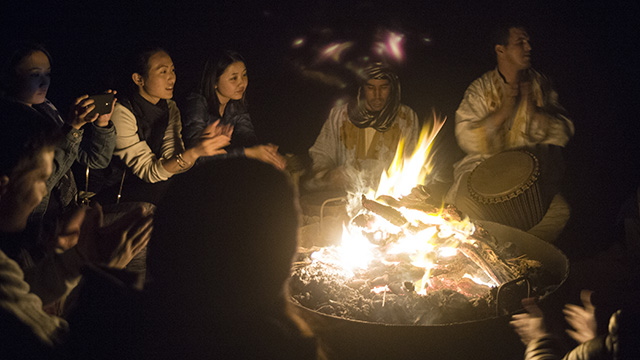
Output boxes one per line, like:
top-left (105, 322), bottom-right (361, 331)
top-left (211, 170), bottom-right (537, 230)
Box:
top-left (376, 113), bottom-right (446, 198)
top-left (309, 113), bottom-right (500, 297)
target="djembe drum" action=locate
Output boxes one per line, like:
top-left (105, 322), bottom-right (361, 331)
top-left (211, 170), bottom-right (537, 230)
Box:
top-left (465, 150), bottom-right (552, 230)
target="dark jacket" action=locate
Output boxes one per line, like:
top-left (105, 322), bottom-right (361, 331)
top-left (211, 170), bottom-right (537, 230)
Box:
top-left (181, 92), bottom-right (258, 160)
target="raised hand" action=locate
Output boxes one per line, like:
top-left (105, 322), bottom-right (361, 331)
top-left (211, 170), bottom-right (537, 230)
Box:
top-left (69, 95), bottom-right (98, 129)
top-left (193, 120), bottom-right (233, 157)
top-left (510, 297), bottom-right (548, 346)
top-left (68, 90), bottom-right (118, 129)
top-left (564, 290), bottom-right (597, 344)
top-left (245, 143), bottom-right (286, 170)
top-left (76, 203), bottom-right (153, 269)
top-left (95, 90), bottom-right (117, 127)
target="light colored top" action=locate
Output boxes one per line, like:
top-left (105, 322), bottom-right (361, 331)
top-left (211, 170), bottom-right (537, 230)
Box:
top-left (0, 249), bottom-right (68, 347)
top-left (307, 103), bottom-right (419, 190)
top-left (447, 68), bottom-right (574, 202)
top-left (111, 100), bottom-right (185, 183)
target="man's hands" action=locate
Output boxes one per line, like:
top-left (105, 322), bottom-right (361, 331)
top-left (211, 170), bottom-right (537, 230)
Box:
top-left (564, 290), bottom-right (597, 344)
top-left (75, 204), bottom-right (152, 269)
top-left (68, 90), bottom-right (117, 129)
top-left (510, 297), bottom-right (548, 346)
top-left (245, 144), bottom-right (286, 170)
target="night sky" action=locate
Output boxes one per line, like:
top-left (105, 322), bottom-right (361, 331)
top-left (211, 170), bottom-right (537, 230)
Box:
top-left (2, 0), bottom-right (639, 256)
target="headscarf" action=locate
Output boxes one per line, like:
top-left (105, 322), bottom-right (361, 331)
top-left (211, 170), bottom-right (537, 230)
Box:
top-left (347, 63), bottom-right (401, 132)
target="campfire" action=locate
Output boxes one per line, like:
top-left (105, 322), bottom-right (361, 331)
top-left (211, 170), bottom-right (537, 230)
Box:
top-left (290, 116), bottom-right (548, 325)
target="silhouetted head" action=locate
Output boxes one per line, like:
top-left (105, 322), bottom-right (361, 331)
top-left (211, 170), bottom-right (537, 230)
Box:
top-left (147, 158), bottom-right (299, 313)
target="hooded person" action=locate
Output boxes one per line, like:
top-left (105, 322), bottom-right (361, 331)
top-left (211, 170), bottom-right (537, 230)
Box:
top-left (306, 62), bottom-right (419, 192)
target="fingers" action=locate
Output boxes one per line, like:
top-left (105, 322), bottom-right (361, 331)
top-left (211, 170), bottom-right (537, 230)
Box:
top-left (580, 290), bottom-right (594, 311)
top-left (64, 206), bottom-right (89, 232)
top-left (129, 216), bottom-right (153, 254)
top-left (202, 120), bottom-right (221, 137)
top-left (201, 134), bottom-right (231, 153)
top-left (522, 297), bottom-right (543, 317)
top-left (74, 94), bottom-right (89, 105)
top-left (222, 124), bottom-right (233, 137)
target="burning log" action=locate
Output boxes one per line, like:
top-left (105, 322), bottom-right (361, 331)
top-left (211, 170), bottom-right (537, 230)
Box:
top-left (457, 242), bottom-right (509, 285)
top-left (361, 195), bottom-right (408, 227)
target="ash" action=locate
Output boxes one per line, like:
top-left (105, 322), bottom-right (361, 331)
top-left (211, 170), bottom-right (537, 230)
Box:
top-left (290, 241), bottom-right (545, 325)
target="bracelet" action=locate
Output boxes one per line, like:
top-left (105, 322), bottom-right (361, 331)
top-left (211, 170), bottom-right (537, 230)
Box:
top-left (176, 153), bottom-right (192, 169)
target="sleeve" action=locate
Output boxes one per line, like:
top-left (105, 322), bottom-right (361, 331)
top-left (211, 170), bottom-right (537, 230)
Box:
top-left (46, 125), bottom-right (83, 193)
top-left (455, 80), bottom-right (505, 156)
top-left (181, 94), bottom-right (210, 149)
top-left (160, 101), bottom-right (185, 160)
top-left (308, 107), bottom-right (341, 176)
top-left (0, 250), bottom-right (68, 347)
top-left (215, 112), bottom-right (258, 160)
top-left (538, 77), bottom-right (575, 147)
top-left (524, 335), bottom-right (564, 360)
top-left (76, 121), bottom-right (117, 169)
top-left (111, 103), bottom-right (174, 183)
top-left (21, 247), bottom-right (86, 306)
top-left (230, 112), bottom-right (258, 148)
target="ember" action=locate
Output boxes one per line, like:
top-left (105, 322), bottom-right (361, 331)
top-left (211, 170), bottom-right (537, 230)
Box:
top-left (291, 115), bottom-right (551, 325)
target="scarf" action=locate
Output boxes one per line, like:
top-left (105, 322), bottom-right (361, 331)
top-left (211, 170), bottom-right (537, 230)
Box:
top-left (347, 63), bottom-right (401, 132)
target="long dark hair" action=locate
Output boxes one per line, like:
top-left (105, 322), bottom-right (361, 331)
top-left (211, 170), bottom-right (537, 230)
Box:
top-left (0, 43), bottom-right (52, 98)
top-left (198, 50), bottom-right (247, 118)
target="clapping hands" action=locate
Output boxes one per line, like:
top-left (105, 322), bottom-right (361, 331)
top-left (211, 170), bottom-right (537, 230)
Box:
top-left (194, 119), bottom-right (233, 157)
top-left (510, 297), bottom-right (548, 346)
top-left (244, 143), bottom-right (286, 170)
top-left (564, 290), bottom-right (597, 344)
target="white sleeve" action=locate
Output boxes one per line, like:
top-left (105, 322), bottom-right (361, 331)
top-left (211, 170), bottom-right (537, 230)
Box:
top-left (111, 103), bottom-right (173, 183)
top-left (455, 80), bottom-right (504, 155)
top-left (0, 251), bottom-right (68, 347)
top-left (309, 106), bottom-right (342, 176)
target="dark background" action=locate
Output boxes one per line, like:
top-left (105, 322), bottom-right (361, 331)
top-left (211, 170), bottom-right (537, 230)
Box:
top-left (2, 0), bottom-right (639, 257)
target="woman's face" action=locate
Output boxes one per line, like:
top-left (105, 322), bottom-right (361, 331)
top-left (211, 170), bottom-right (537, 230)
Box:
top-left (215, 61), bottom-right (247, 104)
top-left (135, 51), bottom-right (176, 104)
top-left (14, 51), bottom-right (51, 106)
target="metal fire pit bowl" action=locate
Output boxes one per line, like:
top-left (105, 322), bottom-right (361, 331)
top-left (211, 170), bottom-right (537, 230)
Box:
top-left (291, 221), bottom-right (569, 360)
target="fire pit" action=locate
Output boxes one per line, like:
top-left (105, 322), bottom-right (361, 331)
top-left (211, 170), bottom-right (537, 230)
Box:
top-left (290, 117), bottom-right (568, 358)
top-left (290, 220), bottom-right (568, 359)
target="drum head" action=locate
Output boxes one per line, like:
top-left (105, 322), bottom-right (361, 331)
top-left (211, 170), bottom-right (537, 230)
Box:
top-left (469, 150), bottom-right (538, 201)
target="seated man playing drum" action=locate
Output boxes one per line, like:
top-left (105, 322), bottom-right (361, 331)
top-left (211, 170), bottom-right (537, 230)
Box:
top-left (446, 24), bottom-right (574, 242)
top-left (305, 62), bottom-right (419, 192)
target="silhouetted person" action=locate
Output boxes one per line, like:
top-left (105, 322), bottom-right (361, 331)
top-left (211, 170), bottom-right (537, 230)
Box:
top-left (143, 158), bottom-right (321, 359)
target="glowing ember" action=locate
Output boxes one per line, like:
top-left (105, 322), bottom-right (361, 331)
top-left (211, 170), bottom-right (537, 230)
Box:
top-left (306, 113), bottom-right (508, 295)
top-left (291, 114), bottom-right (544, 325)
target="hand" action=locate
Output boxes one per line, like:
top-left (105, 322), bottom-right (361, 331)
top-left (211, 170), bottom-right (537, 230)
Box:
top-left (192, 120), bottom-right (233, 157)
top-left (564, 290), bottom-right (597, 344)
top-left (69, 95), bottom-right (99, 129)
top-left (76, 203), bottom-right (153, 269)
top-left (55, 207), bottom-right (88, 251)
top-left (510, 297), bottom-right (548, 346)
top-left (95, 90), bottom-right (117, 127)
top-left (245, 144), bottom-right (286, 170)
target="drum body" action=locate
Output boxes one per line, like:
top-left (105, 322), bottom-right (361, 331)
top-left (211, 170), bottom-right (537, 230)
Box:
top-left (465, 150), bottom-right (551, 230)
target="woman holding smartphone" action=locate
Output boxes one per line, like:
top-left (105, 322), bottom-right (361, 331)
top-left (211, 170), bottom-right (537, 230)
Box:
top-left (182, 50), bottom-right (285, 170)
top-left (0, 43), bottom-right (117, 226)
top-left (100, 46), bottom-right (232, 204)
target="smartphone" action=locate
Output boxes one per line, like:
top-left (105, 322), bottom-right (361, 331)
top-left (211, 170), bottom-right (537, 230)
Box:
top-left (87, 93), bottom-right (115, 118)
